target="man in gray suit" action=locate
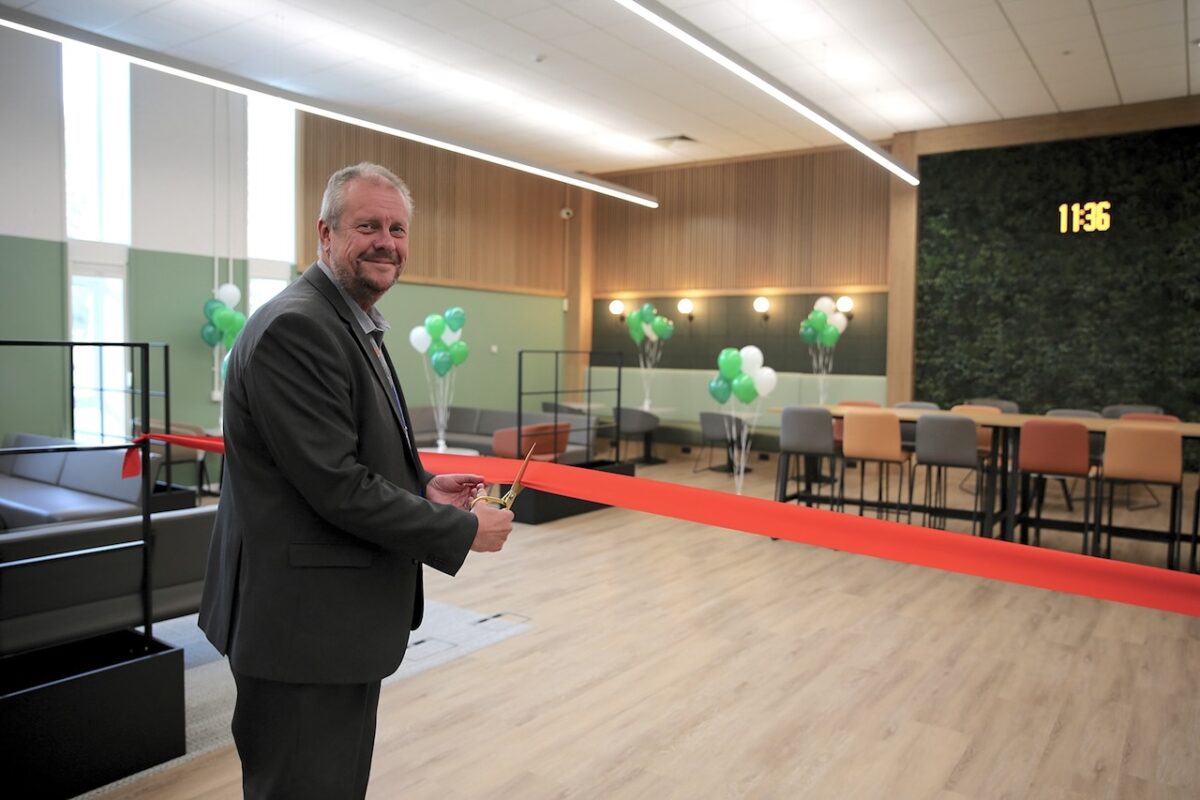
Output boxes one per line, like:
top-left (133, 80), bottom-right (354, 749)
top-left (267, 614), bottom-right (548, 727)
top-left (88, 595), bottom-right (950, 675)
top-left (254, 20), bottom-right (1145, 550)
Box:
top-left (199, 162), bottom-right (513, 798)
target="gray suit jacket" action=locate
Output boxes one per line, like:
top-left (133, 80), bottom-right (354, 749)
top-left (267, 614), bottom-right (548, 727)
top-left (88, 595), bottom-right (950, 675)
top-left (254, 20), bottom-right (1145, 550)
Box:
top-left (198, 265), bottom-right (477, 684)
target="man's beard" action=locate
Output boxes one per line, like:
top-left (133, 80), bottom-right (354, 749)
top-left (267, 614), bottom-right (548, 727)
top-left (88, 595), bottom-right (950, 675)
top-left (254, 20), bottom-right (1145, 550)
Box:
top-left (332, 251), bottom-right (401, 305)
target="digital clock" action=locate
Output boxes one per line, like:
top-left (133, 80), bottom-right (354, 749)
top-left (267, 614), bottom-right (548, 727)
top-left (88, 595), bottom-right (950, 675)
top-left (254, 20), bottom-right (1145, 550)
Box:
top-left (1059, 201), bottom-right (1111, 233)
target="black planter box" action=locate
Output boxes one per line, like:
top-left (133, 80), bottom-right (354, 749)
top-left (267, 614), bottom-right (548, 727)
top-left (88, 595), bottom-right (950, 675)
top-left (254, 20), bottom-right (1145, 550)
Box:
top-left (0, 629), bottom-right (185, 799)
top-left (505, 459), bottom-right (636, 524)
top-left (148, 481), bottom-right (197, 512)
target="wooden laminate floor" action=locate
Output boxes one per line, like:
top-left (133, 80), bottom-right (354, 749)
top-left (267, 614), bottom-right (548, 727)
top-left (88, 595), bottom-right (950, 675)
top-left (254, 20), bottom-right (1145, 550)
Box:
top-left (111, 449), bottom-right (1200, 799)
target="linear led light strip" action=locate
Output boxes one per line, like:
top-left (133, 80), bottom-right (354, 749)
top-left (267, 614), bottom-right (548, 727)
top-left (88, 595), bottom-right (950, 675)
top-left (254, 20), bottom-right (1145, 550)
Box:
top-left (609, 0), bottom-right (920, 187)
top-left (0, 13), bottom-right (660, 209)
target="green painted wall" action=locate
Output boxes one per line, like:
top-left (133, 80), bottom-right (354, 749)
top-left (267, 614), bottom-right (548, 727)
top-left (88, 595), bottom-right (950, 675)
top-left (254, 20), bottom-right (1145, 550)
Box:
top-left (376, 282), bottom-right (565, 412)
top-left (128, 249), bottom-right (247, 432)
top-left (0, 234), bottom-right (70, 437)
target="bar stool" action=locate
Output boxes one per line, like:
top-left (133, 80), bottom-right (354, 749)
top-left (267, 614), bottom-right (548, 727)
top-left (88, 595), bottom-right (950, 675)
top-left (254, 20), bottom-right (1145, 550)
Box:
top-left (895, 400), bottom-right (939, 453)
top-left (968, 397), bottom-right (1020, 414)
top-left (1102, 404), bottom-right (1163, 419)
top-left (1116, 412), bottom-right (1179, 510)
top-left (832, 400), bottom-right (881, 454)
top-left (840, 409), bottom-right (909, 520)
top-left (1018, 418), bottom-right (1095, 553)
top-left (615, 407), bottom-right (662, 464)
top-left (776, 406), bottom-right (838, 507)
top-left (1096, 422), bottom-right (1184, 568)
top-left (1044, 408), bottom-right (1103, 510)
top-left (911, 414), bottom-right (983, 534)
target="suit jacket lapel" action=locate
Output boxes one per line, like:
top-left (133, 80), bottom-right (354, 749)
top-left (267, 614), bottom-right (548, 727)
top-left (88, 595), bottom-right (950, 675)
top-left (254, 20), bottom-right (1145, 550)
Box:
top-left (303, 265), bottom-right (422, 470)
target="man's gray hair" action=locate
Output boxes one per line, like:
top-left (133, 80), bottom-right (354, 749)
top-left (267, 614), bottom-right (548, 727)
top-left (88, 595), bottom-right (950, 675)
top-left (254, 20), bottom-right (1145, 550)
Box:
top-left (319, 162), bottom-right (413, 229)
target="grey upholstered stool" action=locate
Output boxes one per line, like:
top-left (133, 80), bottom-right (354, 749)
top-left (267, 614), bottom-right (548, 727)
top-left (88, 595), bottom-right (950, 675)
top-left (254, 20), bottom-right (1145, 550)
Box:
top-left (894, 400), bottom-right (939, 452)
top-left (912, 414), bottom-right (984, 534)
top-left (776, 406), bottom-right (838, 506)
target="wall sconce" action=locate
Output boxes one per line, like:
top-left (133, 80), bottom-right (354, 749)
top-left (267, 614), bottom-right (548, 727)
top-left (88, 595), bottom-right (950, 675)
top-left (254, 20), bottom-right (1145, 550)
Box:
top-left (608, 299), bottom-right (626, 323)
top-left (677, 297), bottom-right (694, 322)
top-left (835, 295), bottom-right (855, 319)
top-left (753, 295), bottom-right (770, 322)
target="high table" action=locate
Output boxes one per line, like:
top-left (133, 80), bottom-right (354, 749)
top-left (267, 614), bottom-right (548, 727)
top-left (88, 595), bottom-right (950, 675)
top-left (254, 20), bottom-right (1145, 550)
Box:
top-left (779, 406), bottom-right (1200, 551)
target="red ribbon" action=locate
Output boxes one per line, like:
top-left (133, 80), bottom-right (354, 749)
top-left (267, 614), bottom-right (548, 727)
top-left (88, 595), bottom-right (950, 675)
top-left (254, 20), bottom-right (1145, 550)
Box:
top-left (121, 433), bottom-right (226, 479)
top-left (118, 436), bottom-right (1199, 617)
top-left (420, 452), bottom-right (1200, 619)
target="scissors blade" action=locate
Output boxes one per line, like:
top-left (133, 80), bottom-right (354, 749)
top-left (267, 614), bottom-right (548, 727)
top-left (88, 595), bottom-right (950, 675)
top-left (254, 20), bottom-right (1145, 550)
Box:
top-left (503, 444), bottom-right (537, 506)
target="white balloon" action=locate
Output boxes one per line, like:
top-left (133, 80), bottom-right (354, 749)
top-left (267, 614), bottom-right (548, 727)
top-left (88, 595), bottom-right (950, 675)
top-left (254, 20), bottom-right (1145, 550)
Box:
top-left (409, 325), bottom-right (432, 353)
top-left (441, 327), bottom-right (462, 344)
top-left (216, 282), bottom-right (241, 309)
top-left (753, 366), bottom-right (778, 397)
top-left (643, 321), bottom-right (658, 342)
top-left (739, 345), bottom-right (764, 374)
top-left (814, 295), bottom-right (836, 315)
top-left (830, 312), bottom-right (848, 333)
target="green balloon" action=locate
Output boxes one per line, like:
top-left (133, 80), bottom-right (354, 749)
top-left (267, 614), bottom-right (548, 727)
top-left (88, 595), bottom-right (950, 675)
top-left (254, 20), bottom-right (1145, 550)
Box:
top-left (212, 305), bottom-right (236, 333)
top-left (444, 306), bottom-right (466, 332)
top-left (717, 347), bottom-right (742, 380)
top-left (640, 303), bottom-right (656, 321)
top-left (200, 322), bottom-right (220, 347)
top-left (626, 309), bottom-right (642, 330)
top-left (425, 313), bottom-right (446, 338)
top-left (220, 350), bottom-right (231, 381)
top-left (228, 310), bottom-right (246, 335)
top-left (708, 375), bottom-right (732, 404)
top-left (449, 340), bottom-right (469, 365)
top-left (807, 309), bottom-right (828, 331)
top-left (732, 372), bottom-right (758, 403)
top-left (800, 321), bottom-right (818, 344)
top-left (430, 350), bottom-right (453, 376)
top-left (819, 324), bottom-right (841, 348)
top-left (651, 315), bottom-right (674, 340)
top-left (223, 329), bottom-right (237, 349)
top-left (628, 315), bottom-right (645, 344)
top-left (427, 338), bottom-right (448, 355)
top-left (203, 299), bottom-right (226, 322)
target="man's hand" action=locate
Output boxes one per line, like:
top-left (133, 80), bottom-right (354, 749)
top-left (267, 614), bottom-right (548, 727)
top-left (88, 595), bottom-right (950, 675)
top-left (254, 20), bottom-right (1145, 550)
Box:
top-left (470, 503), bottom-right (513, 552)
top-left (426, 473), bottom-right (485, 509)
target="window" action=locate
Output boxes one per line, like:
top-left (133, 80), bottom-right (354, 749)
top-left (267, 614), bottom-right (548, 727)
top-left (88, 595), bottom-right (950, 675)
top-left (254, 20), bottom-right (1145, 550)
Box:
top-left (62, 41), bottom-right (130, 245)
top-left (247, 259), bottom-right (291, 317)
top-left (63, 42), bottom-right (131, 441)
top-left (69, 243), bottom-right (129, 442)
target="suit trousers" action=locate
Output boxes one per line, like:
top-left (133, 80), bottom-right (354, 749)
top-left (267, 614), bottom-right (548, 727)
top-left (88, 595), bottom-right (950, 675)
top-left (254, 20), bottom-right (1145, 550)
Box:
top-left (231, 669), bottom-right (383, 799)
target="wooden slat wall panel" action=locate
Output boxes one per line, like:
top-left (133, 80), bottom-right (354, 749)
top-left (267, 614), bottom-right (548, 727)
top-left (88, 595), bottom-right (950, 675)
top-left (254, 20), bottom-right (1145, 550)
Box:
top-left (594, 148), bottom-right (889, 294)
top-left (297, 113), bottom-right (568, 295)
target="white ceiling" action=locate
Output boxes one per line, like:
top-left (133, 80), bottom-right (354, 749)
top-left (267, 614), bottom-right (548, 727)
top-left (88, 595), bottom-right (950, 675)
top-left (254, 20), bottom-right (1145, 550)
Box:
top-left (2, 0), bottom-right (1196, 175)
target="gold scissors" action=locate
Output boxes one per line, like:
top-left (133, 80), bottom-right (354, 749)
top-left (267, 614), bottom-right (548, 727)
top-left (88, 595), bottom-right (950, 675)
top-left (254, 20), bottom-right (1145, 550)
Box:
top-left (470, 444), bottom-right (536, 509)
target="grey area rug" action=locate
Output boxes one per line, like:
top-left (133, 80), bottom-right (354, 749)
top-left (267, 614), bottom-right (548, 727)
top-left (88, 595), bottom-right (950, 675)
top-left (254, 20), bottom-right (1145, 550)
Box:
top-left (77, 602), bottom-right (530, 798)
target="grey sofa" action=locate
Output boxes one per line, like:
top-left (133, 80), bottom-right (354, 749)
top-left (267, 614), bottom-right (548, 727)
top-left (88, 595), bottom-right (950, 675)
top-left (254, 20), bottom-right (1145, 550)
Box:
top-left (0, 433), bottom-right (156, 530)
top-left (0, 504), bottom-right (217, 656)
top-left (408, 406), bottom-right (598, 465)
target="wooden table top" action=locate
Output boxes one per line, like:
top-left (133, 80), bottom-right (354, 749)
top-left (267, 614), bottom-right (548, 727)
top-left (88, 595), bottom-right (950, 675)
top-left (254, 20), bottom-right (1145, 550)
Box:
top-left (769, 405), bottom-right (1200, 439)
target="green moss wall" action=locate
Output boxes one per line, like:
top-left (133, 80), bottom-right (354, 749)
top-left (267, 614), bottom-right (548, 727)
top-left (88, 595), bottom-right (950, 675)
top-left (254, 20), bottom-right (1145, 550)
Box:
top-left (915, 125), bottom-right (1200, 422)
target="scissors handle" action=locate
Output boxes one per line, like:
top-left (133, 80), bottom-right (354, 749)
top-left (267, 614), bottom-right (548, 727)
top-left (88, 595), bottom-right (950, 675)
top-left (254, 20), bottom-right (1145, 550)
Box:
top-left (470, 493), bottom-right (511, 510)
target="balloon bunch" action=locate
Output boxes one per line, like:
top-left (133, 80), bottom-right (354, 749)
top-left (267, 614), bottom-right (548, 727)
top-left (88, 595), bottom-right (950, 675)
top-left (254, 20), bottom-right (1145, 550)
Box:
top-left (706, 345), bottom-right (776, 495)
top-left (409, 306), bottom-right (469, 377)
top-left (626, 302), bottom-right (674, 408)
top-left (707, 345), bottom-right (778, 406)
top-left (200, 283), bottom-right (246, 350)
top-left (799, 296), bottom-right (850, 404)
top-left (200, 283), bottom-right (245, 383)
top-left (409, 306), bottom-right (469, 452)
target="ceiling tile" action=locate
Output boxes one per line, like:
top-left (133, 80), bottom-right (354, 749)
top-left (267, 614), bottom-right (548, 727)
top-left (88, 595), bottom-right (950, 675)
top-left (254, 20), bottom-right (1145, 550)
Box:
top-left (507, 4), bottom-right (596, 39)
top-left (1001, 0), bottom-right (1093, 25)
